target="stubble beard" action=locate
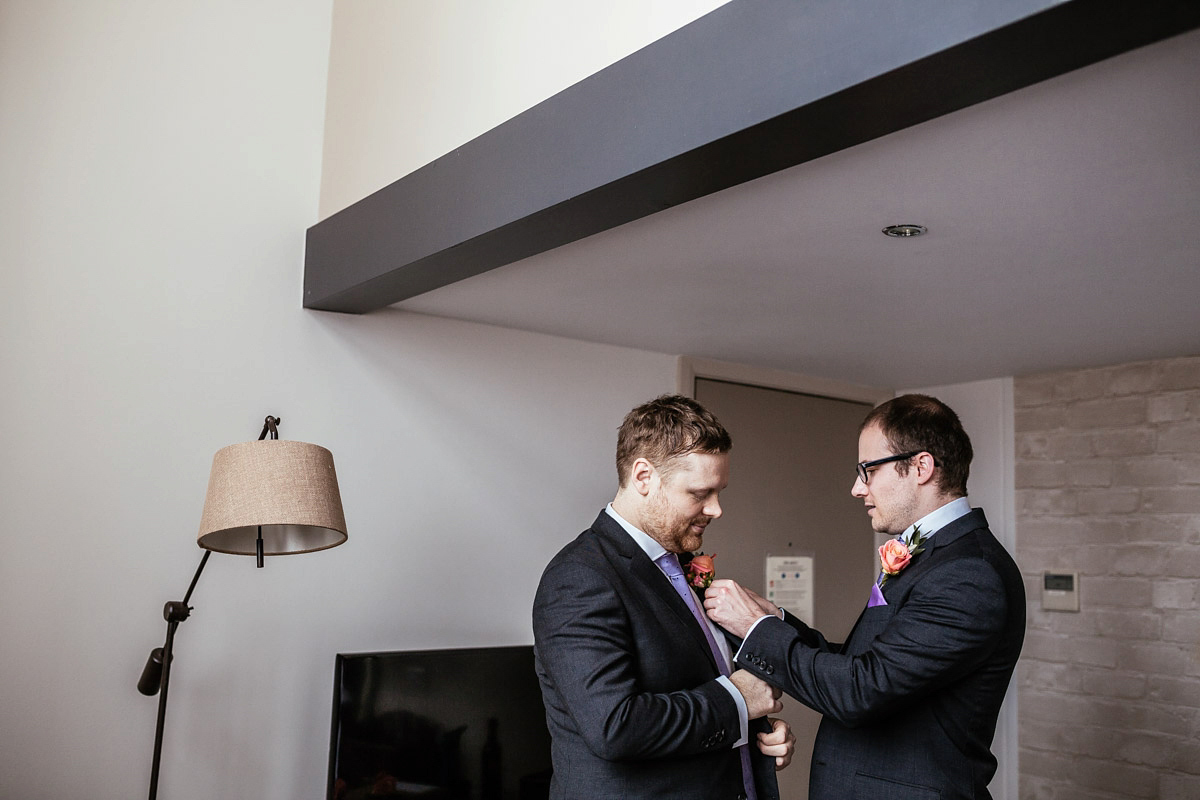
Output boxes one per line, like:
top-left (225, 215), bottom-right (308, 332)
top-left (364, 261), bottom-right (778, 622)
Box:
top-left (645, 487), bottom-right (708, 554)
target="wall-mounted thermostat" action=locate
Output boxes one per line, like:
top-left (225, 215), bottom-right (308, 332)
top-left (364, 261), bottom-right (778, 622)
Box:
top-left (1041, 571), bottom-right (1079, 612)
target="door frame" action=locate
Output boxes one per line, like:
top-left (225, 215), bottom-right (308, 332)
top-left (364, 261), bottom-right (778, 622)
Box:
top-left (676, 356), bottom-right (891, 405)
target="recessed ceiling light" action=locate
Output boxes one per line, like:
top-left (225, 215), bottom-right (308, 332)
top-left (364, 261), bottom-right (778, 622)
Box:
top-left (882, 224), bottom-right (928, 238)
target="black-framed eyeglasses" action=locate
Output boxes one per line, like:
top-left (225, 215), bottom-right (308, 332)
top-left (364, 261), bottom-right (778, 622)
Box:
top-left (856, 451), bottom-right (921, 484)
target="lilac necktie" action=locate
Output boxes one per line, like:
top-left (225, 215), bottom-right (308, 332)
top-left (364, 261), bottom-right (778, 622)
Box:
top-left (657, 552), bottom-right (758, 800)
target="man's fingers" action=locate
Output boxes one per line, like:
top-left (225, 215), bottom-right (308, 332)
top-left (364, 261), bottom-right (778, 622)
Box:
top-left (757, 740), bottom-right (785, 755)
top-left (758, 723), bottom-right (785, 746)
top-left (757, 718), bottom-right (796, 770)
top-left (704, 582), bottom-right (733, 603)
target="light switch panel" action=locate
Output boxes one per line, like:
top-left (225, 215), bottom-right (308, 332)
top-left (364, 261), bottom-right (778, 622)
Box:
top-left (1041, 571), bottom-right (1079, 612)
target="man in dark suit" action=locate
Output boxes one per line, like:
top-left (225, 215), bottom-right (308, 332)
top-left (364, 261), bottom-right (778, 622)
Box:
top-left (705, 394), bottom-right (1025, 800)
top-left (533, 395), bottom-right (795, 800)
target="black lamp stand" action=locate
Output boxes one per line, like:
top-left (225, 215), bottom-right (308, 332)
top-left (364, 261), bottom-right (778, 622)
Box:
top-left (137, 549), bottom-right (210, 800)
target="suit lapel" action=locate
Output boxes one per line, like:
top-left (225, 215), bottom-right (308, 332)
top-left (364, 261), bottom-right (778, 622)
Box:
top-left (592, 512), bottom-right (721, 673)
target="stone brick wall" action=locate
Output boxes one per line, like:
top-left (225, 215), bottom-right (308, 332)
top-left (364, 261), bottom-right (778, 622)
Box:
top-left (1015, 356), bottom-right (1200, 799)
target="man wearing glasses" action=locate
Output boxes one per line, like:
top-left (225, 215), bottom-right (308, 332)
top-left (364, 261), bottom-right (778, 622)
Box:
top-left (704, 394), bottom-right (1025, 800)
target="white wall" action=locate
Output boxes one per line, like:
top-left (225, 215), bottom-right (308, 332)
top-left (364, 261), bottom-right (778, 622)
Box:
top-left (0, 3), bottom-right (677, 798)
top-left (319, 0), bottom-right (730, 217)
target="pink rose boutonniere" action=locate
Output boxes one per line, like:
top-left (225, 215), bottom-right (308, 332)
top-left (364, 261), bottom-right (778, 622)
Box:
top-left (877, 526), bottom-right (926, 587)
top-left (685, 553), bottom-right (716, 589)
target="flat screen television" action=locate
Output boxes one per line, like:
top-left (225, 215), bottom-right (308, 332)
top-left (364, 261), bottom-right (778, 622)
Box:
top-left (328, 645), bottom-right (552, 800)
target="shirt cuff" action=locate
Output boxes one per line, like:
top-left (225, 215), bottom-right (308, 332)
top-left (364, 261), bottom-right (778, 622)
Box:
top-left (715, 674), bottom-right (749, 747)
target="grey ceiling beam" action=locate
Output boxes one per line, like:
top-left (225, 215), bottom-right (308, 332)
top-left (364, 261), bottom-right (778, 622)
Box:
top-left (303, 0), bottom-right (1200, 313)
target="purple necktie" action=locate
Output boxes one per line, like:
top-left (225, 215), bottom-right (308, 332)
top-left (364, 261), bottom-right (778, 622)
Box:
top-left (657, 553), bottom-right (758, 800)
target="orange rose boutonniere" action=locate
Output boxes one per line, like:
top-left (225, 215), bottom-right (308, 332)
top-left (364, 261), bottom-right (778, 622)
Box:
top-left (685, 553), bottom-right (716, 589)
top-left (878, 526), bottom-right (926, 587)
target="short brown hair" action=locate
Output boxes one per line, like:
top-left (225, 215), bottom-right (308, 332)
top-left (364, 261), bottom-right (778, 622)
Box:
top-left (616, 395), bottom-right (732, 486)
top-left (861, 394), bottom-right (972, 497)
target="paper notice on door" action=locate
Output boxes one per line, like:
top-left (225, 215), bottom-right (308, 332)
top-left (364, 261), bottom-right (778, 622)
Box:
top-left (765, 555), bottom-right (814, 626)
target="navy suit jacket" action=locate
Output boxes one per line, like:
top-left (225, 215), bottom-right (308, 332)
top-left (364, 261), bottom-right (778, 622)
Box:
top-left (737, 509), bottom-right (1024, 800)
top-left (533, 511), bottom-right (779, 800)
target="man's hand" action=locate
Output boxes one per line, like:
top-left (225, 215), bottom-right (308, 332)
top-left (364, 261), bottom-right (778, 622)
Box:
top-left (705, 579), bottom-right (779, 638)
top-left (729, 669), bottom-right (783, 719)
top-left (756, 717), bottom-right (796, 771)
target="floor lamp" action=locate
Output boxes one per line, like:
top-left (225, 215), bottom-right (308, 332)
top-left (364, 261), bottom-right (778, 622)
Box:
top-left (137, 415), bottom-right (347, 800)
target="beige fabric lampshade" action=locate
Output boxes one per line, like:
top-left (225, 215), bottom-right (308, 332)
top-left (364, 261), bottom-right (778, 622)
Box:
top-left (197, 439), bottom-right (347, 556)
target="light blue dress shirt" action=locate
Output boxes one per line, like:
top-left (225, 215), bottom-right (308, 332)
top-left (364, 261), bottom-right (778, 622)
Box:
top-left (903, 496), bottom-right (972, 543)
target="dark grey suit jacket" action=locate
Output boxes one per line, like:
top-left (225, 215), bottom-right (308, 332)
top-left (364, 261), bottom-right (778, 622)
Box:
top-left (737, 509), bottom-right (1024, 800)
top-left (533, 511), bottom-right (780, 800)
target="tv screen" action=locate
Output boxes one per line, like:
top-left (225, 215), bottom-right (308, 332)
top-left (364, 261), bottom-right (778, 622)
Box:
top-left (328, 645), bottom-right (552, 800)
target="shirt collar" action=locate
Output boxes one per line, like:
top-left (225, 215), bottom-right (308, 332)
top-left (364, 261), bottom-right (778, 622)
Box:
top-left (903, 496), bottom-right (972, 541)
top-left (605, 503), bottom-right (668, 562)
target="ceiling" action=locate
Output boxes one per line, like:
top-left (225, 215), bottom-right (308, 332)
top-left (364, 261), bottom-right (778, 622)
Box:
top-left (396, 28), bottom-right (1200, 389)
